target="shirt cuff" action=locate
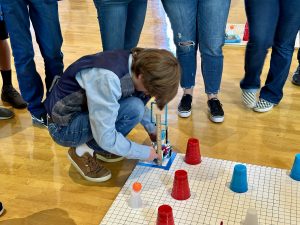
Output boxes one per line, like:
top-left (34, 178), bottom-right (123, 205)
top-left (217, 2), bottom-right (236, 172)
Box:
top-left (129, 142), bottom-right (151, 160)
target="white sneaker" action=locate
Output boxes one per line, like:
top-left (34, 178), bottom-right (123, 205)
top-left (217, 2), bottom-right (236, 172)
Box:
top-left (242, 89), bottom-right (257, 108)
top-left (253, 99), bottom-right (274, 112)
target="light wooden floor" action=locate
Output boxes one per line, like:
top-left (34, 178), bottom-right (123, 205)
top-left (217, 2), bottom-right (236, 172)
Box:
top-left (0, 1), bottom-right (299, 225)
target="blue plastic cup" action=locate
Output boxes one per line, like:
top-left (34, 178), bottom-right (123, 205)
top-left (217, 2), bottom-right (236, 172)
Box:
top-left (230, 164), bottom-right (248, 193)
top-left (290, 154), bottom-right (300, 181)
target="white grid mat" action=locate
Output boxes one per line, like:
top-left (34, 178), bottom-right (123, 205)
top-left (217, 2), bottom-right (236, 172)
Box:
top-left (100, 154), bottom-right (299, 225)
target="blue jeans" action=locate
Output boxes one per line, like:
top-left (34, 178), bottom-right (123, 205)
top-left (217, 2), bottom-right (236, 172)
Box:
top-left (48, 97), bottom-right (145, 153)
top-left (93, 0), bottom-right (147, 51)
top-left (161, 0), bottom-right (230, 94)
top-left (240, 0), bottom-right (300, 104)
top-left (0, 0), bottom-right (63, 117)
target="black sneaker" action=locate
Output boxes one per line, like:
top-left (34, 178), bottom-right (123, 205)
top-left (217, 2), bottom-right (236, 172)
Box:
top-left (0, 107), bottom-right (14, 120)
top-left (1, 85), bottom-right (27, 109)
top-left (0, 202), bottom-right (4, 216)
top-left (32, 113), bottom-right (48, 128)
top-left (207, 98), bottom-right (224, 123)
top-left (178, 94), bottom-right (192, 118)
top-left (292, 65), bottom-right (300, 86)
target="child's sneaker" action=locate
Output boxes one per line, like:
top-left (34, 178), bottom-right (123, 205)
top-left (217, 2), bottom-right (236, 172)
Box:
top-left (178, 94), bottom-right (192, 118)
top-left (242, 89), bottom-right (257, 108)
top-left (253, 98), bottom-right (274, 112)
top-left (0, 202), bottom-right (4, 216)
top-left (68, 148), bottom-right (111, 182)
top-left (207, 98), bottom-right (224, 123)
top-left (31, 113), bottom-right (48, 128)
top-left (96, 151), bottom-right (124, 162)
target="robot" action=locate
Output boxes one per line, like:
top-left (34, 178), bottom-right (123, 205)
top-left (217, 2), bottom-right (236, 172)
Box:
top-left (150, 102), bottom-right (173, 165)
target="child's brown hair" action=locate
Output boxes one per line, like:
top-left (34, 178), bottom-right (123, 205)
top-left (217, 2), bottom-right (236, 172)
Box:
top-left (131, 47), bottom-right (181, 110)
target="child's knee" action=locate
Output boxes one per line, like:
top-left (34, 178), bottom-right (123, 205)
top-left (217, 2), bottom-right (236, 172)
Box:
top-left (130, 98), bottom-right (145, 122)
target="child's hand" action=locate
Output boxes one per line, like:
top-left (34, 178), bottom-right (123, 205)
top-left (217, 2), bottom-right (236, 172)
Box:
top-left (146, 146), bottom-right (162, 162)
top-left (148, 133), bottom-right (157, 142)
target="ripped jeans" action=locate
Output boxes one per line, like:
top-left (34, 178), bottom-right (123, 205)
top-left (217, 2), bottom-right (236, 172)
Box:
top-left (161, 0), bottom-right (230, 94)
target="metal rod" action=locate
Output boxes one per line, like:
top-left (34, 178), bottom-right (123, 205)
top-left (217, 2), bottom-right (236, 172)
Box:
top-left (156, 114), bottom-right (162, 165)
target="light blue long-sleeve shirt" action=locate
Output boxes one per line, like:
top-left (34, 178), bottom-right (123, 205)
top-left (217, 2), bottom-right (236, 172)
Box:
top-left (75, 66), bottom-right (155, 160)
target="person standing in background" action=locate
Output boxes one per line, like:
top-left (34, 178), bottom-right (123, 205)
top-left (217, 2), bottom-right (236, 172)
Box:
top-left (93, 0), bottom-right (147, 51)
top-left (0, 18), bottom-right (27, 109)
top-left (161, 0), bottom-right (231, 123)
top-left (292, 48), bottom-right (300, 86)
top-left (0, 0), bottom-right (64, 127)
top-left (240, 0), bottom-right (300, 112)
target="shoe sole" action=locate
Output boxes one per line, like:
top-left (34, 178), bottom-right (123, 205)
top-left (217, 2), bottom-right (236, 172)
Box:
top-left (0, 115), bottom-right (14, 120)
top-left (244, 104), bottom-right (256, 109)
top-left (96, 154), bottom-right (124, 163)
top-left (32, 120), bottom-right (48, 128)
top-left (253, 106), bottom-right (273, 113)
top-left (292, 79), bottom-right (300, 86)
top-left (0, 207), bottom-right (4, 216)
top-left (1, 99), bottom-right (27, 109)
top-left (242, 101), bottom-right (256, 109)
top-left (207, 108), bottom-right (224, 123)
top-left (32, 123), bottom-right (48, 129)
top-left (67, 153), bottom-right (112, 182)
top-left (178, 110), bottom-right (191, 118)
top-left (209, 115), bottom-right (224, 123)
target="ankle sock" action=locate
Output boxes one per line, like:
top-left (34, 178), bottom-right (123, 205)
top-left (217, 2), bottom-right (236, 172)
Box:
top-left (1, 70), bottom-right (12, 86)
top-left (75, 143), bottom-right (94, 157)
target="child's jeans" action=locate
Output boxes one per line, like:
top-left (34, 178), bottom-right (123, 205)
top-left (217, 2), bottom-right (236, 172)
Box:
top-left (48, 97), bottom-right (145, 154)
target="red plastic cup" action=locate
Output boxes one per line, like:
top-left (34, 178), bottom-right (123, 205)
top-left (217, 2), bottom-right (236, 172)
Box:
top-left (171, 170), bottom-right (191, 200)
top-left (156, 205), bottom-right (174, 225)
top-left (185, 138), bottom-right (201, 165)
top-left (243, 21), bottom-right (249, 41)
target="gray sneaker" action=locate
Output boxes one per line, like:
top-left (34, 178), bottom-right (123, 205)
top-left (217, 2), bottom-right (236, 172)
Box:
top-left (242, 89), bottom-right (257, 108)
top-left (253, 98), bottom-right (274, 112)
top-left (31, 113), bottom-right (48, 128)
top-left (96, 151), bottom-right (124, 163)
top-left (68, 148), bottom-right (112, 182)
top-left (0, 107), bottom-right (14, 120)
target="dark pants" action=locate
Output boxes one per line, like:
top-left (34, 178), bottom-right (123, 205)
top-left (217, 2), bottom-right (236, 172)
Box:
top-left (240, 0), bottom-right (300, 104)
top-left (0, 0), bottom-right (64, 117)
top-left (0, 20), bottom-right (8, 40)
